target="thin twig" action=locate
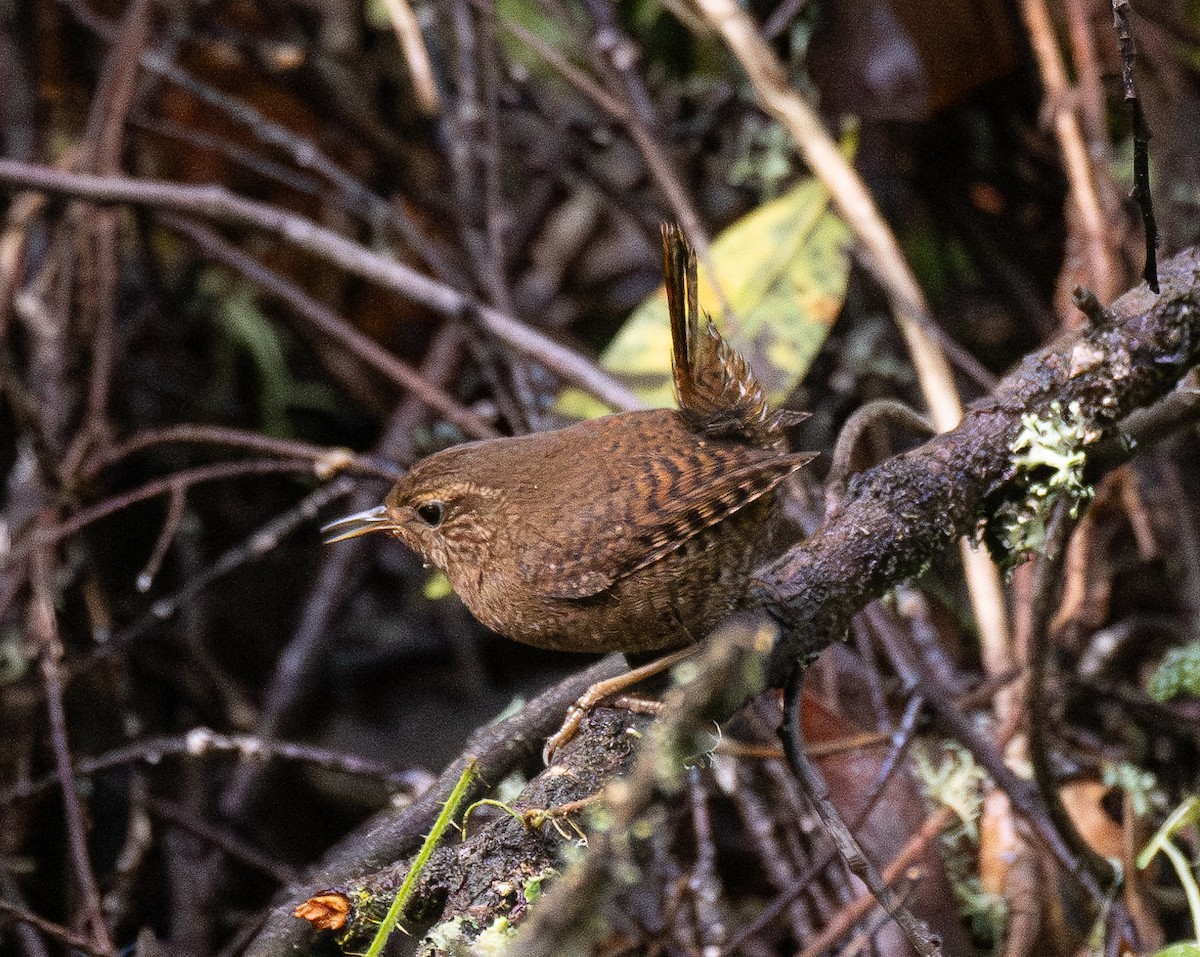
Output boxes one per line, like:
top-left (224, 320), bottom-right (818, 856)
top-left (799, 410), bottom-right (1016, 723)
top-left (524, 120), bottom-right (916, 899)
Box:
top-left (1019, 0), bottom-right (1122, 304)
top-left (1024, 503), bottom-right (1120, 886)
top-left (80, 424), bottom-right (401, 484)
top-left (577, 0), bottom-right (728, 317)
top-left (687, 771), bottom-right (727, 952)
top-left (379, 0), bottom-right (442, 117)
top-left (794, 807), bottom-right (957, 957)
top-left (1112, 0), bottom-right (1160, 292)
top-left (158, 215), bottom-right (500, 440)
top-left (37, 459), bottom-right (348, 552)
top-left (1, 725), bottom-right (428, 806)
top-left (136, 482), bottom-right (186, 592)
top-left (446, 1), bottom-right (514, 315)
top-left (727, 765), bottom-right (815, 946)
top-left (780, 669), bottom-right (940, 957)
top-left (77, 0), bottom-right (152, 174)
top-left (144, 795), bottom-right (301, 886)
top-left (115, 478), bottom-right (357, 643)
top-left (494, 11), bottom-right (627, 118)
top-left (62, 0), bottom-right (155, 480)
top-left (0, 899), bottom-right (111, 957)
top-left (478, 8), bottom-right (519, 317)
top-left (28, 536), bottom-right (117, 956)
top-left (131, 115), bottom-right (326, 199)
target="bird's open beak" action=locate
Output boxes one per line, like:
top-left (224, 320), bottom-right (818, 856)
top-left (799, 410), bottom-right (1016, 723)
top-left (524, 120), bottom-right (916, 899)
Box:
top-left (321, 505), bottom-right (393, 543)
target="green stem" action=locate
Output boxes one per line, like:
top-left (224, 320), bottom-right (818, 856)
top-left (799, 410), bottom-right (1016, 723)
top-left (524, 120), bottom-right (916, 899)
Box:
top-left (1157, 839), bottom-right (1200, 944)
top-left (364, 759), bottom-right (478, 957)
top-left (461, 798), bottom-right (525, 837)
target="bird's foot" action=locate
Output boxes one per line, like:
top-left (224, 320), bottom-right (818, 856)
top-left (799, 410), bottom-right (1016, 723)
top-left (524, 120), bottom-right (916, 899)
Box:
top-left (542, 646), bottom-right (695, 764)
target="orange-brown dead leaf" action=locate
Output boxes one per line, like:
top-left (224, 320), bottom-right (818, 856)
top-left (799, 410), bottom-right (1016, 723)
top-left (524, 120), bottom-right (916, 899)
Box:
top-left (1059, 779), bottom-right (1123, 860)
top-left (802, 690), bottom-right (971, 955)
top-left (294, 893), bottom-right (351, 931)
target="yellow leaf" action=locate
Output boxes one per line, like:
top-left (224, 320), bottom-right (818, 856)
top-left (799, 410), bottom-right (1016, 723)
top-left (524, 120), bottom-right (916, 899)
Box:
top-left (559, 177), bottom-right (850, 419)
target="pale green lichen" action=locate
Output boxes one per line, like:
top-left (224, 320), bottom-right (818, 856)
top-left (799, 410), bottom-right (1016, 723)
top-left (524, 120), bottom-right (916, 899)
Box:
top-left (421, 915), bottom-right (518, 957)
top-left (494, 770), bottom-right (529, 804)
top-left (470, 916), bottom-right (519, 956)
top-left (915, 743), bottom-right (987, 842)
top-left (954, 874), bottom-right (1008, 946)
top-left (995, 400), bottom-right (1101, 558)
top-left (418, 867), bottom-right (561, 956)
top-left (421, 915), bottom-right (476, 956)
top-left (915, 744), bottom-right (1006, 944)
top-left (1147, 641), bottom-right (1200, 703)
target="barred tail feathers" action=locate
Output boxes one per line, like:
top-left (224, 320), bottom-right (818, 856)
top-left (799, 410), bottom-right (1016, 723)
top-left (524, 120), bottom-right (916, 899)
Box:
top-left (660, 223), bottom-right (782, 443)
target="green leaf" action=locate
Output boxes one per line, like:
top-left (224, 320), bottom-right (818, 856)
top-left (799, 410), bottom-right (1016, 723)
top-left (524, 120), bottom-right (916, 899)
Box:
top-left (209, 273), bottom-right (341, 436)
top-left (423, 570), bottom-right (453, 601)
top-left (559, 177), bottom-right (850, 419)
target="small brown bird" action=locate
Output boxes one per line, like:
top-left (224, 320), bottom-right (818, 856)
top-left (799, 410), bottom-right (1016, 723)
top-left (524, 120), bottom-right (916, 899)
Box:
top-left (324, 225), bottom-right (815, 654)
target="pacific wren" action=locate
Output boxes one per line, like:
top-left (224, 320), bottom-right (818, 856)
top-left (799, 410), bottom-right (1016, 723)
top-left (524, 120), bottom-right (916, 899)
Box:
top-left (323, 225), bottom-right (815, 654)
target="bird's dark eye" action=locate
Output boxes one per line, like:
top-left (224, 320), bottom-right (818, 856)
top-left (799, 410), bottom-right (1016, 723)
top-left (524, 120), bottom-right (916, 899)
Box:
top-left (416, 500), bottom-right (445, 527)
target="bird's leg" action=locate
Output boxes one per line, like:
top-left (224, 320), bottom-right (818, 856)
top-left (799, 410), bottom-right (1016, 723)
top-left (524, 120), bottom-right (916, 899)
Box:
top-left (606, 694), bottom-right (664, 716)
top-left (542, 646), bottom-right (697, 764)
